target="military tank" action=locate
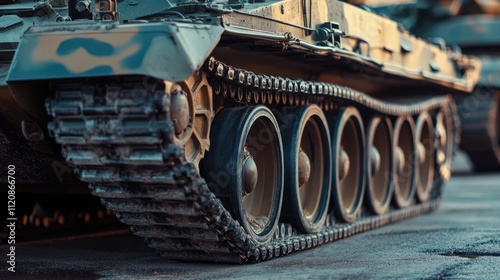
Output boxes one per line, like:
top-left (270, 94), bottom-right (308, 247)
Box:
top-left (4, 0), bottom-right (480, 262)
top-left (357, 0), bottom-right (500, 172)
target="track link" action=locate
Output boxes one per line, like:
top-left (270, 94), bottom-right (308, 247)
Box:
top-left (46, 58), bottom-right (459, 263)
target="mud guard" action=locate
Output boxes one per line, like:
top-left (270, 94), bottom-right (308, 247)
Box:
top-left (7, 22), bottom-right (224, 83)
top-left (6, 21), bottom-right (224, 119)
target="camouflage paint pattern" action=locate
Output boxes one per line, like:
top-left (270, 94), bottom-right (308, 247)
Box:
top-left (8, 22), bottom-right (224, 82)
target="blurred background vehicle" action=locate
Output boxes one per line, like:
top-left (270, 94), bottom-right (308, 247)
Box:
top-left (350, 0), bottom-right (500, 172)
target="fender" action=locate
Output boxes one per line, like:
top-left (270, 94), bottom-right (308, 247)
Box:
top-left (6, 21), bottom-right (224, 119)
top-left (7, 21), bottom-right (224, 83)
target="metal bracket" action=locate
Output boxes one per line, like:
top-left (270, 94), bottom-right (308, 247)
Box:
top-left (312, 22), bottom-right (344, 48)
top-left (94, 0), bottom-right (120, 22)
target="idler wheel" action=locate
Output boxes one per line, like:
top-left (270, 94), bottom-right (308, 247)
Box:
top-left (329, 107), bottom-right (365, 223)
top-left (415, 112), bottom-right (435, 202)
top-left (279, 105), bottom-right (332, 233)
top-left (200, 106), bottom-right (283, 244)
top-left (365, 117), bottom-right (393, 215)
top-left (168, 72), bottom-right (214, 168)
top-left (392, 116), bottom-right (416, 208)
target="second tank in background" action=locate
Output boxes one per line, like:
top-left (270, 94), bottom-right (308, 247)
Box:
top-left (354, 0), bottom-right (500, 172)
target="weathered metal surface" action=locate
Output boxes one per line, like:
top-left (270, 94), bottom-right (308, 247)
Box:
top-left (7, 22), bottom-right (224, 82)
top-left (221, 0), bottom-right (480, 92)
top-left (6, 0), bottom-right (480, 93)
top-left (222, 0), bottom-right (479, 88)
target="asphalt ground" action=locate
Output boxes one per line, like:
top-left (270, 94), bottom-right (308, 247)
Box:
top-left (1, 153), bottom-right (500, 279)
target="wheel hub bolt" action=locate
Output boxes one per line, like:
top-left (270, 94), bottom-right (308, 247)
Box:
top-left (339, 147), bottom-right (350, 181)
top-left (416, 142), bottom-right (426, 165)
top-left (242, 151), bottom-right (258, 196)
top-left (395, 146), bottom-right (405, 174)
top-left (370, 146), bottom-right (381, 175)
top-left (170, 86), bottom-right (190, 135)
top-left (298, 147), bottom-right (311, 187)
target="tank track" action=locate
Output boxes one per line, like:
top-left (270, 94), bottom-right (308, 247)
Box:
top-left (45, 57), bottom-right (458, 263)
top-left (456, 90), bottom-right (500, 172)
